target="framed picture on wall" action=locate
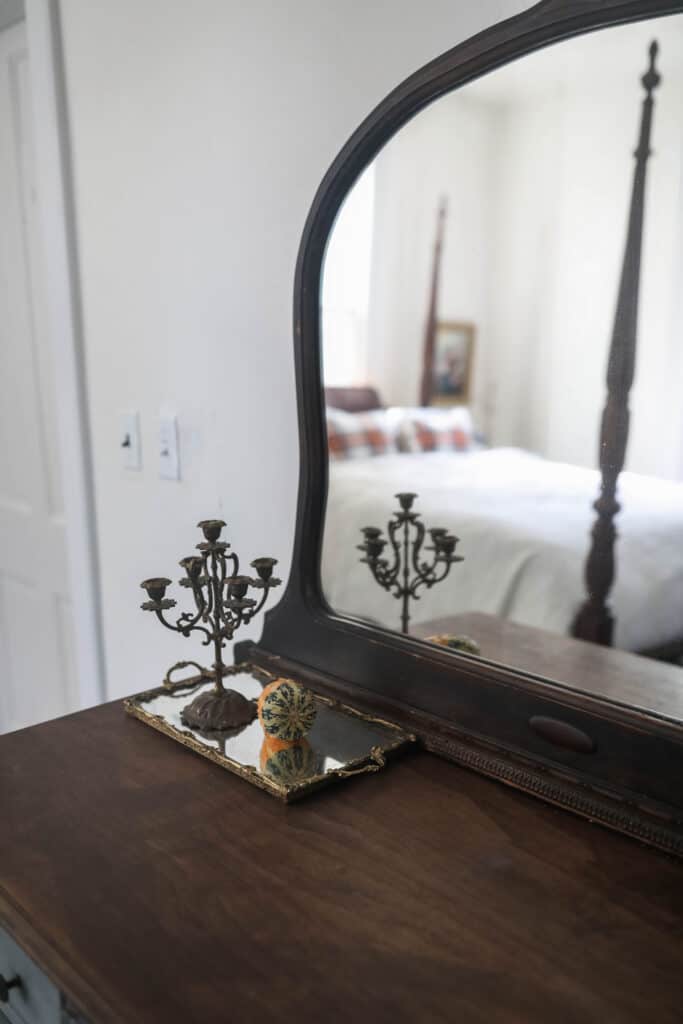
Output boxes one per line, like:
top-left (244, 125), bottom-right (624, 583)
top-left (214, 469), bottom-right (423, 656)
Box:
top-left (429, 320), bottom-right (475, 406)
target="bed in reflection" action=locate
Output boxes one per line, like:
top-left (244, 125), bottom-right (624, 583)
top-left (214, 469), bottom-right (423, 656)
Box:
top-left (322, 388), bottom-right (683, 657)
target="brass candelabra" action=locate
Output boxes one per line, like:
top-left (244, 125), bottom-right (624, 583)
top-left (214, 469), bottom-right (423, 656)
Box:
top-left (357, 493), bottom-right (463, 634)
top-left (140, 519), bottom-right (280, 731)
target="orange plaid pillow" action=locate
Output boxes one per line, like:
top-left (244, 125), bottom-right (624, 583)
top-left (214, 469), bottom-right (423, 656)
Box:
top-left (400, 407), bottom-right (475, 453)
top-left (326, 408), bottom-right (400, 460)
top-left (413, 422), bottom-right (471, 452)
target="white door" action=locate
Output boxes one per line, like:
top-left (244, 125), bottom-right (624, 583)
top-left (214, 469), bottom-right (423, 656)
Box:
top-left (0, 19), bottom-right (78, 732)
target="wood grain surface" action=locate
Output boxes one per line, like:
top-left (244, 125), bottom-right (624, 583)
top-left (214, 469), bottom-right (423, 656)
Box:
top-left (413, 612), bottom-right (683, 719)
top-left (1, 700), bottom-right (682, 1024)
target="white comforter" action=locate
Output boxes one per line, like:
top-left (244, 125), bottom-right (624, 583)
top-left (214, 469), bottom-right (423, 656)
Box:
top-left (322, 448), bottom-right (683, 652)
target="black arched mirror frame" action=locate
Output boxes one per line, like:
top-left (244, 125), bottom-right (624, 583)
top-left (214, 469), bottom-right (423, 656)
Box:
top-left (237, 0), bottom-right (683, 854)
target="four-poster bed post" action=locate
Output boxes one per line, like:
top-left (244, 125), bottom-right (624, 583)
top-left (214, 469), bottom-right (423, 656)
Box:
top-left (419, 197), bottom-right (448, 407)
top-left (572, 41), bottom-right (661, 646)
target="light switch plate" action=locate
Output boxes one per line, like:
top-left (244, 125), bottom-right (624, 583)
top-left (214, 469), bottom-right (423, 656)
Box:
top-left (120, 411), bottom-right (141, 470)
top-left (159, 413), bottom-right (180, 480)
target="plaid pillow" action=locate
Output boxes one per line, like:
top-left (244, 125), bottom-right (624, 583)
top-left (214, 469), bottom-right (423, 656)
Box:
top-left (326, 408), bottom-right (400, 460)
top-left (413, 421), bottom-right (471, 452)
top-left (399, 407), bottom-right (475, 453)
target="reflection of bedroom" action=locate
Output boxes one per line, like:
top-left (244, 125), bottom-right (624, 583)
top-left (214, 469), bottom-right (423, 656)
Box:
top-left (322, 20), bottom-right (683, 478)
top-left (320, 19), bottom-right (683, 659)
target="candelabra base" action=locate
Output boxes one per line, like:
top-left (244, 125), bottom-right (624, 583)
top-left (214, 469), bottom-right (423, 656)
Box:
top-left (180, 688), bottom-right (256, 732)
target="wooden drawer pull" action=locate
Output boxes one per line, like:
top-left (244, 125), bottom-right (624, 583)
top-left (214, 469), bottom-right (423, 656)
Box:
top-left (529, 716), bottom-right (596, 754)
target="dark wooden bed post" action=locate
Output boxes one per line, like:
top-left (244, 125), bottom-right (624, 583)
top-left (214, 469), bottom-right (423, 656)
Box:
top-left (419, 197), bottom-right (448, 406)
top-left (572, 42), bottom-right (660, 647)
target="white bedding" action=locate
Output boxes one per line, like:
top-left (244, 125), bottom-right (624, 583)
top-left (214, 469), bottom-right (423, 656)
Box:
top-left (322, 448), bottom-right (683, 651)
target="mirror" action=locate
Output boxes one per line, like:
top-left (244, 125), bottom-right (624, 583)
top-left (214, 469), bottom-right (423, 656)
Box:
top-left (255, 0), bottom-right (683, 854)
top-left (320, 15), bottom-right (683, 683)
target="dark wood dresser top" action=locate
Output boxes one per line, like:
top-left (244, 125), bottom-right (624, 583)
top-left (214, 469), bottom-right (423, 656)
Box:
top-left (1, 701), bottom-right (681, 1024)
top-left (413, 611), bottom-right (683, 719)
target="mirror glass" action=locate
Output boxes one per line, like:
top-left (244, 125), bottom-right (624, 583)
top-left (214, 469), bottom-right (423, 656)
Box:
top-left (320, 16), bottom-right (683, 683)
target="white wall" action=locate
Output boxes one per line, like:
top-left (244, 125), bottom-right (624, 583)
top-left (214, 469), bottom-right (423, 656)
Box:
top-left (58, 0), bottom-right (528, 699)
top-left (487, 67), bottom-right (683, 477)
top-left (366, 91), bottom-right (500, 411)
top-left (0, 0), bottom-right (24, 33)
top-left (321, 164), bottom-right (375, 387)
top-left (483, 88), bottom-right (565, 453)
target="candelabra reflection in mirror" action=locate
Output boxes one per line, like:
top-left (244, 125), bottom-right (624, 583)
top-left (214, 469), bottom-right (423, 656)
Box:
top-left (357, 493), bottom-right (464, 634)
top-left (140, 519), bottom-right (281, 732)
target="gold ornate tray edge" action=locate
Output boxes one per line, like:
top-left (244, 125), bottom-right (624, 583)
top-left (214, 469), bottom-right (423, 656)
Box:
top-left (123, 662), bottom-right (417, 802)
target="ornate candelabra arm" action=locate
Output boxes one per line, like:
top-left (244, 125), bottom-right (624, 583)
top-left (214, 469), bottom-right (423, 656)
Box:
top-left (212, 543), bottom-right (237, 590)
top-left (417, 528), bottom-right (448, 582)
top-left (384, 518), bottom-right (404, 585)
top-left (223, 576), bottom-right (256, 633)
top-left (210, 550), bottom-right (222, 618)
top-left (410, 517), bottom-right (427, 576)
top-left (431, 560), bottom-right (461, 589)
top-left (202, 568), bottom-right (214, 619)
top-left (216, 547), bottom-right (227, 587)
top-left (175, 605), bottom-right (207, 636)
top-left (373, 563), bottom-right (394, 590)
top-left (157, 608), bottom-right (213, 645)
top-left (140, 577), bottom-right (211, 642)
top-left (189, 548), bottom-right (214, 619)
top-left (150, 606), bottom-right (179, 634)
top-left (225, 551), bottom-right (239, 578)
top-left (409, 563), bottom-right (446, 601)
top-left (186, 582), bottom-right (207, 618)
top-left (246, 580), bottom-right (282, 620)
top-left (179, 556), bottom-right (208, 621)
top-left (221, 605), bottom-right (245, 638)
top-left (422, 537), bottom-right (463, 588)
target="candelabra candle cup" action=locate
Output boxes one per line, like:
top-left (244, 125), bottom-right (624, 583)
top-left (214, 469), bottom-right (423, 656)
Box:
top-left (429, 528), bottom-right (448, 543)
top-left (361, 526), bottom-right (383, 540)
top-left (251, 557), bottom-right (277, 582)
top-left (179, 556), bottom-right (203, 581)
top-left (365, 538), bottom-right (386, 559)
top-left (395, 492), bottom-right (417, 512)
top-left (438, 535), bottom-right (458, 557)
top-left (197, 519), bottom-right (226, 543)
top-left (140, 577), bottom-right (172, 602)
top-left (227, 576), bottom-right (251, 599)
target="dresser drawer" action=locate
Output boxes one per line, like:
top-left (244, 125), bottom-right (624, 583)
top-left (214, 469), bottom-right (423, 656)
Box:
top-left (0, 925), bottom-right (61, 1024)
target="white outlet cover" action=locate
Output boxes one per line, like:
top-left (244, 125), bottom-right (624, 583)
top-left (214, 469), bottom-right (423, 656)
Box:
top-left (159, 413), bottom-right (180, 480)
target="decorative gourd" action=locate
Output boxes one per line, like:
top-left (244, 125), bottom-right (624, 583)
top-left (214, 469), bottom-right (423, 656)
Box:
top-left (425, 634), bottom-right (480, 655)
top-left (259, 736), bottom-right (318, 784)
top-left (257, 678), bottom-right (317, 740)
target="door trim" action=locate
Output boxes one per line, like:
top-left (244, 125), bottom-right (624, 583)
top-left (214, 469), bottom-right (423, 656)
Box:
top-left (23, 0), bottom-right (106, 707)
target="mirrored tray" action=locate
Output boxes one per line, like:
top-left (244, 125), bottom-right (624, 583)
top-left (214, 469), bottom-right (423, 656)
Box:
top-left (124, 663), bottom-right (416, 802)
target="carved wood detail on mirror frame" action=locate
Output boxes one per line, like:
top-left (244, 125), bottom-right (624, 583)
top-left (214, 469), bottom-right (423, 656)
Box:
top-left (236, 0), bottom-right (683, 855)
